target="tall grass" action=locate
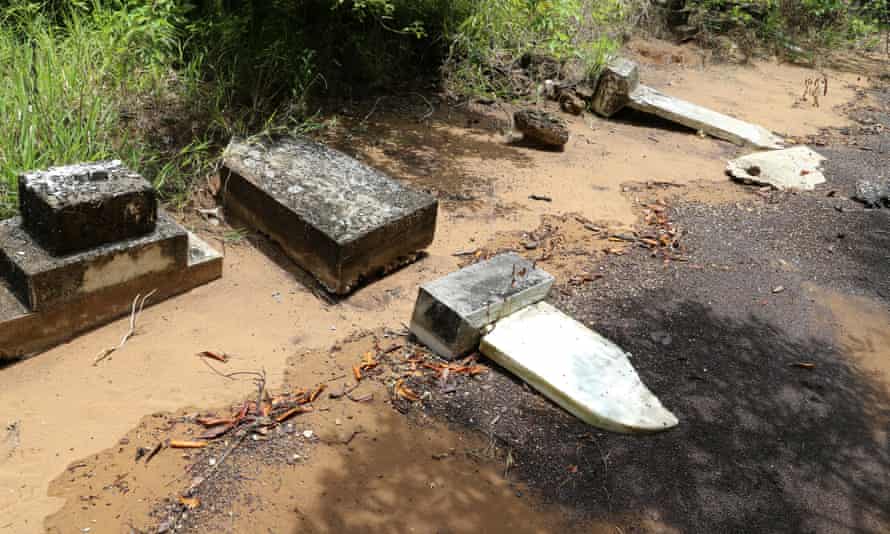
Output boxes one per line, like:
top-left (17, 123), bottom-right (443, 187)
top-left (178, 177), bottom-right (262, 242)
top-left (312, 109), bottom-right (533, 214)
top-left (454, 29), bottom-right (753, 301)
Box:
top-left (0, 2), bottom-right (177, 217)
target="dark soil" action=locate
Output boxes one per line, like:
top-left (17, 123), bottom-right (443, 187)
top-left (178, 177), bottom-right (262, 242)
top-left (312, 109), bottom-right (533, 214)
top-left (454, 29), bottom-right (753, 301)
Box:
top-left (420, 87), bottom-right (890, 533)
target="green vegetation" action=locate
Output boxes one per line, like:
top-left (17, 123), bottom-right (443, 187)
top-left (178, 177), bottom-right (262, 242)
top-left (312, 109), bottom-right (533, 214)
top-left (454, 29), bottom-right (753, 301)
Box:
top-left (0, 0), bottom-right (885, 217)
top-left (688, 0), bottom-right (889, 60)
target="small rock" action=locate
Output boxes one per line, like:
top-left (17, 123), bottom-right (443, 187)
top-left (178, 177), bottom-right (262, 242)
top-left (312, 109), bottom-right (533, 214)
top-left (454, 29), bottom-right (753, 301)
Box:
top-left (853, 178), bottom-right (890, 208)
top-left (514, 109), bottom-right (569, 148)
top-left (559, 92), bottom-right (585, 115)
top-left (303, 430), bottom-right (315, 439)
top-left (522, 240), bottom-right (539, 250)
top-left (772, 286), bottom-right (785, 294)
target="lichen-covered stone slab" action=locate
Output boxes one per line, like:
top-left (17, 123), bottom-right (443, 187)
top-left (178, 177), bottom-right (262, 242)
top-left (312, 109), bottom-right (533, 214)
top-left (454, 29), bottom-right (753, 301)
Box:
top-left (591, 57), bottom-right (640, 118)
top-left (410, 253), bottom-right (554, 360)
top-left (727, 146), bottom-right (826, 190)
top-left (629, 85), bottom-right (784, 149)
top-left (222, 136), bottom-right (437, 294)
top-left (0, 212), bottom-right (187, 311)
top-left (19, 160), bottom-right (157, 255)
top-left (480, 302), bottom-right (679, 433)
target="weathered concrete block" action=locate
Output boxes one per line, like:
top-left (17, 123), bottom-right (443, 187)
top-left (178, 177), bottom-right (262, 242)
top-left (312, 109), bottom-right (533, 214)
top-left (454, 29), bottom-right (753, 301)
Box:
top-left (591, 57), bottom-right (640, 118)
top-left (409, 253), bottom-right (554, 360)
top-left (0, 212), bottom-right (187, 311)
top-left (19, 161), bottom-right (157, 255)
top-left (480, 302), bottom-right (679, 433)
top-left (628, 85), bottom-right (784, 149)
top-left (222, 136), bottom-right (437, 294)
top-left (0, 231), bottom-right (222, 359)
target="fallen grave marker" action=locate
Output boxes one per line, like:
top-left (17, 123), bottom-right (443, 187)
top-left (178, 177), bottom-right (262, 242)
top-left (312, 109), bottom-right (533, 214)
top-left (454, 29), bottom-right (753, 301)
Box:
top-left (221, 136), bottom-right (437, 294)
top-left (726, 145), bottom-right (827, 190)
top-left (592, 58), bottom-right (784, 150)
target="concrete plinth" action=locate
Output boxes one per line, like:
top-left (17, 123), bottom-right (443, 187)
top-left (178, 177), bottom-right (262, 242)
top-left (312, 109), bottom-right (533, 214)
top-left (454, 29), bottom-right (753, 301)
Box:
top-left (0, 213), bottom-right (187, 311)
top-left (591, 57), bottom-right (640, 118)
top-left (409, 253), bottom-right (554, 360)
top-left (221, 136), bottom-right (438, 294)
top-left (480, 302), bottom-right (679, 433)
top-left (0, 232), bottom-right (222, 359)
top-left (19, 161), bottom-right (157, 255)
top-left (628, 85), bottom-right (784, 149)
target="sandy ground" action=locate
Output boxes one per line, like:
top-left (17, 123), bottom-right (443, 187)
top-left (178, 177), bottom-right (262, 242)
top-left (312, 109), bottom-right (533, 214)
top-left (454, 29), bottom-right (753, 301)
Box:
top-left (0, 39), bottom-right (886, 533)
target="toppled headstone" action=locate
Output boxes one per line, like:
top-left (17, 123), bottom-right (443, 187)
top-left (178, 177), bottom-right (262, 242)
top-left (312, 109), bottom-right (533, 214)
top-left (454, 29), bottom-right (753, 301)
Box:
top-left (221, 136), bottom-right (437, 294)
top-left (591, 57), bottom-right (640, 118)
top-left (629, 86), bottom-right (784, 149)
top-left (853, 179), bottom-right (890, 208)
top-left (726, 146), bottom-right (826, 191)
top-left (0, 213), bottom-right (187, 311)
top-left (514, 110), bottom-right (569, 147)
top-left (480, 302), bottom-right (679, 433)
top-left (18, 161), bottom-right (157, 255)
top-left (591, 57), bottom-right (783, 150)
top-left (410, 253), bottom-right (554, 360)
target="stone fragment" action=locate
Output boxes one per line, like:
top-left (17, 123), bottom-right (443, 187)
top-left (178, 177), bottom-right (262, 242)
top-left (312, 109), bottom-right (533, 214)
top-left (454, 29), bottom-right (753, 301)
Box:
top-left (221, 136), bottom-right (437, 294)
top-left (853, 178), bottom-right (890, 208)
top-left (410, 253), bottom-right (554, 360)
top-left (628, 85), bottom-right (784, 149)
top-left (726, 146), bottom-right (826, 190)
top-left (591, 57), bottom-right (640, 118)
top-left (480, 302), bottom-right (679, 433)
top-left (559, 91), bottom-right (586, 115)
top-left (514, 110), bottom-right (569, 147)
top-left (18, 161), bottom-right (157, 255)
top-left (0, 213), bottom-right (187, 311)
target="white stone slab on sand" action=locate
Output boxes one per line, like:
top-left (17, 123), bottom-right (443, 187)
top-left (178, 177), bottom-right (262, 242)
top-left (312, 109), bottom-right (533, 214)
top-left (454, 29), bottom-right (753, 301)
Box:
top-left (726, 145), bottom-right (827, 191)
top-left (629, 85), bottom-right (784, 150)
top-left (480, 302), bottom-right (679, 433)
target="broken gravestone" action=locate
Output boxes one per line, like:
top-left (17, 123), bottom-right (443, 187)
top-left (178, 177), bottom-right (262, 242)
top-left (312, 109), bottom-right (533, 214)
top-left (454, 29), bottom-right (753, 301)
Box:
top-left (514, 110), bottom-right (570, 147)
top-left (0, 160), bottom-right (221, 359)
top-left (480, 302), bottom-right (679, 433)
top-left (726, 146), bottom-right (827, 191)
top-left (591, 58), bottom-right (784, 150)
top-left (409, 253), bottom-right (553, 360)
top-left (853, 178), bottom-right (890, 208)
top-left (221, 136), bottom-right (438, 294)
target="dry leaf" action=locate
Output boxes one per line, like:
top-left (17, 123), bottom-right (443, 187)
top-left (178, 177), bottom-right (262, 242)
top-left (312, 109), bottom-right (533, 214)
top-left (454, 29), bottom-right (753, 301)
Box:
top-left (169, 440), bottom-right (209, 449)
top-left (197, 351), bottom-right (228, 363)
top-left (196, 417), bottom-right (235, 427)
top-left (275, 406), bottom-right (313, 423)
top-left (353, 365), bottom-right (363, 381)
top-left (309, 384), bottom-right (327, 402)
top-left (179, 496), bottom-right (200, 509)
top-left (198, 423), bottom-right (235, 440)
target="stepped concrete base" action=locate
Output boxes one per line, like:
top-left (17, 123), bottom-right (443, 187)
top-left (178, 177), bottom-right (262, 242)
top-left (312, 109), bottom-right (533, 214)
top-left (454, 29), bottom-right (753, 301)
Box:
top-left (628, 85), bottom-right (784, 149)
top-left (0, 232), bottom-right (221, 360)
top-left (410, 253), bottom-right (553, 360)
top-left (19, 161), bottom-right (157, 255)
top-left (0, 213), bottom-right (187, 311)
top-left (480, 302), bottom-right (679, 433)
top-left (222, 136), bottom-right (437, 294)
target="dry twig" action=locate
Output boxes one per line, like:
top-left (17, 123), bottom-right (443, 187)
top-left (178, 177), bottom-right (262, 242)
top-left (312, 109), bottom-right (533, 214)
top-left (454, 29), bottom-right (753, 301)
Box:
top-left (93, 289), bottom-right (157, 365)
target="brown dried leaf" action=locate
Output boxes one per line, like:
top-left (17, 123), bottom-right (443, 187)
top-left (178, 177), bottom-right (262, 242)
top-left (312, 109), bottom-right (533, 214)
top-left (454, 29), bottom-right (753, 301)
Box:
top-left (169, 440), bottom-right (209, 449)
top-left (198, 422), bottom-right (235, 440)
top-left (275, 406), bottom-right (313, 423)
top-left (197, 351), bottom-right (228, 363)
top-left (179, 496), bottom-right (200, 509)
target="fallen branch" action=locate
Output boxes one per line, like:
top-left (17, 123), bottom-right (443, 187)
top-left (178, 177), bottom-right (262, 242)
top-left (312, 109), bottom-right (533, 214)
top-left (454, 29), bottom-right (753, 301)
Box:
top-left (93, 289), bottom-right (157, 365)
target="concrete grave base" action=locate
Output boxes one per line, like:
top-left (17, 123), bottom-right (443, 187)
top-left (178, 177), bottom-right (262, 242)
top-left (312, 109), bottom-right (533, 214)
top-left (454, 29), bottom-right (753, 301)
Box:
top-left (0, 232), bottom-right (221, 359)
top-left (222, 136), bottom-right (437, 294)
top-left (0, 213), bottom-right (187, 311)
top-left (480, 302), bottom-right (679, 433)
top-left (410, 253), bottom-right (553, 360)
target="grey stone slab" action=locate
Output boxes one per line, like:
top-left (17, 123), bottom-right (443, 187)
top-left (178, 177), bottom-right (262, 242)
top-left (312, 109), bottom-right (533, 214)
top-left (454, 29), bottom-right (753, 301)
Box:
top-left (0, 231), bottom-right (222, 360)
top-left (19, 160), bottom-right (157, 255)
top-left (591, 57), bottom-right (640, 118)
top-left (409, 253), bottom-right (554, 360)
top-left (0, 212), bottom-right (187, 311)
top-left (727, 146), bottom-right (826, 190)
top-left (480, 302), bottom-right (678, 433)
top-left (221, 136), bottom-right (437, 294)
top-left (628, 85), bottom-right (784, 149)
